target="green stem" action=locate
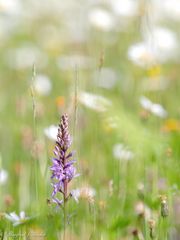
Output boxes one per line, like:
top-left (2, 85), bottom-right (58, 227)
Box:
top-left (63, 179), bottom-right (68, 240)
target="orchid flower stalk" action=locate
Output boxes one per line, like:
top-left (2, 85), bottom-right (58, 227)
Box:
top-left (50, 114), bottom-right (78, 232)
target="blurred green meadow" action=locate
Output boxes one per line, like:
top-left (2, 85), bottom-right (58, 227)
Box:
top-left (0, 0), bottom-right (180, 239)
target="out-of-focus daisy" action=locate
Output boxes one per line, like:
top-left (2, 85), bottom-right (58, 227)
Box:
top-left (157, 0), bottom-right (180, 21)
top-left (71, 186), bottom-right (96, 203)
top-left (93, 68), bottom-right (118, 89)
top-left (140, 96), bottom-right (167, 118)
top-left (128, 42), bottom-right (155, 68)
top-left (88, 8), bottom-right (115, 31)
top-left (78, 91), bottom-right (112, 112)
top-left (139, 96), bottom-right (152, 111)
top-left (57, 54), bottom-right (94, 70)
top-left (151, 103), bottom-right (167, 118)
top-left (0, 169), bottom-right (8, 185)
top-left (113, 143), bottom-right (134, 161)
top-left (6, 46), bottom-right (48, 69)
top-left (33, 74), bottom-right (52, 96)
top-left (5, 211), bottom-right (31, 226)
top-left (144, 27), bottom-right (178, 62)
top-left (111, 0), bottom-right (138, 17)
top-left (0, 0), bottom-right (21, 15)
top-left (128, 27), bottom-right (178, 67)
top-left (44, 125), bottom-right (58, 141)
top-left (165, 0), bottom-right (180, 21)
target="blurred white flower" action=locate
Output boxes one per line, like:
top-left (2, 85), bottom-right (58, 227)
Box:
top-left (78, 92), bottom-right (112, 112)
top-left (140, 96), bottom-right (153, 111)
top-left (0, 0), bottom-right (21, 15)
top-left (0, 0), bottom-right (21, 41)
top-left (111, 0), bottom-right (138, 17)
top-left (153, 0), bottom-right (180, 22)
top-left (128, 42), bottom-right (155, 68)
top-left (71, 186), bottom-right (96, 203)
top-left (144, 27), bottom-right (178, 62)
top-left (163, 0), bottom-right (180, 21)
top-left (88, 8), bottom-right (115, 31)
top-left (113, 143), bottom-right (134, 161)
top-left (140, 96), bottom-right (167, 118)
top-left (151, 103), bottom-right (167, 118)
top-left (34, 74), bottom-right (52, 96)
top-left (6, 46), bottom-right (48, 69)
top-left (5, 211), bottom-right (31, 226)
top-left (93, 68), bottom-right (117, 89)
top-left (44, 125), bottom-right (58, 141)
top-left (57, 54), bottom-right (94, 70)
top-left (128, 27), bottom-right (178, 67)
top-left (0, 169), bottom-right (8, 185)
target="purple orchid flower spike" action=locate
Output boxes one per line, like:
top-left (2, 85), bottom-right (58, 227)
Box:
top-left (50, 114), bottom-right (79, 233)
top-left (50, 114), bottom-right (78, 211)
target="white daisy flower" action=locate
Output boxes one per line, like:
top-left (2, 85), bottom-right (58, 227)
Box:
top-left (144, 27), bottom-right (178, 62)
top-left (140, 96), bottom-right (153, 111)
top-left (33, 74), bottom-right (52, 96)
top-left (151, 103), bottom-right (167, 118)
top-left (0, 169), bottom-right (8, 185)
top-left (154, 0), bottom-right (180, 21)
top-left (88, 8), bottom-right (115, 31)
top-left (128, 27), bottom-right (178, 67)
top-left (111, 0), bottom-right (138, 17)
top-left (113, 144), bottom-right (134, 161)
top-left (0, 0), bottom-right (21, 15)
top-left (5, 211), bottom-right (31, 226)
top-left (78, 92), bottom-right (112, 112)
top-left (44, 125), bottom-right (58, 141)
top-left (140, 96), bottom-right (167, 118)
top-left (128, 42), bottom-right (155, 68)
top-left (164, 0), bottom-right (180, 21)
